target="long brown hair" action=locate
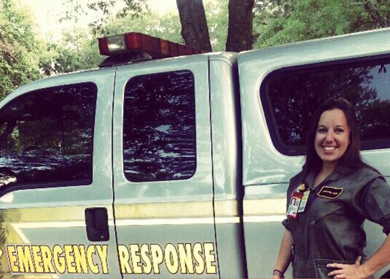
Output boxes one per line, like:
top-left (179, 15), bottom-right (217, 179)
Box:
top-left (303, 98), bottom-right (370, 172)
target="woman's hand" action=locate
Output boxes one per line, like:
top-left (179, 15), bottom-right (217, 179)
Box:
top-left (327, 256), bottom-right (368, 278)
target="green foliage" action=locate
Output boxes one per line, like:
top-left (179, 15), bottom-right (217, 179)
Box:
top-left (58, 0), bottom-right (229, 64)
top-left (4, 0), bottom-right (390, 97)
top-left (254, 0), bottom-right (390, 48)
top-left (0, 0), bottom-right (41, 100)
top-left (52, 0), bottom-right (230, 72)
top-left (101, 0), bottom-right (229, 51)
top-left (52, 0), bottom-right (185, 72)
top-left (39, 29), bottom-right (102, 75)
top-left (47, 10), bottom-right (185, 73)
top-left (101, 10), bottom-right (183, 44)
top-left (205, 0), bottom-right (228, 51)
top-left (61, 0), bottom-right (149, 36)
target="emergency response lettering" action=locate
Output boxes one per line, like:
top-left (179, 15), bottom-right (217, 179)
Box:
top-left (118, 242), bottom-right (217, 275)
top-left (6, 245), bottom-right (108, 275)
top-left (3, 243), bottom-right (216, 275)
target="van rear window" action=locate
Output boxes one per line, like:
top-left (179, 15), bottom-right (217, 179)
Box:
top-left (123, 70), bottom-right (196, 182)
top-left (262, 58), bottom-right (390, 155)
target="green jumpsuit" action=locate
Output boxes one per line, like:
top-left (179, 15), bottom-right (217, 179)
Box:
top-left (283, 166), bottom-right (390, 278)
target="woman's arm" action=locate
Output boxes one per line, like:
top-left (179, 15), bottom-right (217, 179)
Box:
top-left (328, 176), bottom-right (390, 278)
top-left (328, 234), bottom-right (390, 278)
top-left (273, 229), bottom-right (293, 278)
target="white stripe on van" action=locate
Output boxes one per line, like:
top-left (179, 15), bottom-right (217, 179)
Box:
top-left (244, 215), bottom-right (285, 222)
top-left (116, 217), bottom-right (240, 226)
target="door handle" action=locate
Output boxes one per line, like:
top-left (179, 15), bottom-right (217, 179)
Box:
top-left (85, 207), bottom-right (109, 241)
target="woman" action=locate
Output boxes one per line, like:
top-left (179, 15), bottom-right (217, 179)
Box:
top-left (273, 98), bottom-right (390, 278)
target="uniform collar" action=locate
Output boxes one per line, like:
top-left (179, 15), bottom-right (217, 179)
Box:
top-left (302, 165), bottom-right (355, 189)
top-left (328, 165), bottom-right (355, 181)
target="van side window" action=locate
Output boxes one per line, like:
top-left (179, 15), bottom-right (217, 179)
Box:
top-left (0, 83), bottom-right (97, 190)
top-left (262, 59), bottom-right (390, 155)
top-left (123, 70), bottom-right (196, 182)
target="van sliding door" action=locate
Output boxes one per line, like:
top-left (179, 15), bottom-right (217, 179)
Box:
top-left (113, 55), bottom-right (219, 278)
top-left (0, 69), bottom-right (121, 278)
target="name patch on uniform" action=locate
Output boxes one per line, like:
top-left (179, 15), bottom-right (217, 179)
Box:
top-left (317, 186), bottom-right (343, 199)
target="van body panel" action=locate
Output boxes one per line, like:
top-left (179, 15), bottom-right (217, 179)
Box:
top-left (209, 54), bottom-right (247, 278)
top-left (239, 29), bottom-right (390, 278)
top-left (238, 28), bottom-right (390, 187)
top-left (113, 55), bottom-right (219, 278)
top-left (0, 69), bottom-right (121, 277)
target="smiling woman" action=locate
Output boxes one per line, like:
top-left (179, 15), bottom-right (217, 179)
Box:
top-left (314, 108), bottom-right (351, 170)
top-left (273, 98), bottom-right (390, 278)
top-left (305, 99), bottom-right (367, 176)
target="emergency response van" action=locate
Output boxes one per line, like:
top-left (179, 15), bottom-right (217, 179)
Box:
top-left (0, 28), bottom-right (389, 278)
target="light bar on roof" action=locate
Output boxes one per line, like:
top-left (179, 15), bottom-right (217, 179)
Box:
top-left (98, 32), bottom-right (202, 58)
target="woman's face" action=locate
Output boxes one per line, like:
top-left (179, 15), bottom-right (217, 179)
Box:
top-left (314, 108), bottom-right (351, 168)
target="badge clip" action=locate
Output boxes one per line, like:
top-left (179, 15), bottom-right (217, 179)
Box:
top-left (287, 183), bottom-right (309, 218)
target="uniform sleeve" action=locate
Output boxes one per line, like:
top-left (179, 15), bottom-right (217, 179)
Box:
top-left (282, 218), bottom-right (292, 231)
top-left (361, 177), bottom-right (390, 235)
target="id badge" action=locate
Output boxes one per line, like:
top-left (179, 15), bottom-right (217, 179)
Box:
top-left (297, 191), bottom-right (310, 213)
top-left (287, 191), bottom-right (303, 219)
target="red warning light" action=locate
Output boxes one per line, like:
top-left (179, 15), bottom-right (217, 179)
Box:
top-left (98, 32), bottom-right (203, 58)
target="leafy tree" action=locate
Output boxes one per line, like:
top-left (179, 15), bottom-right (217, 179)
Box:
top-left (0, 0), bottom-right (42, 100)
top-left (56, 0), bottom-right (187, 72)
top-left (42, 7), bottom-right (188, 74)
top-left (60, 0), bottom-right (149, 36)
top-left (100, 10), bottom-right (183, 43)
top-left (43, 0), bottom-right (390, 76)
top-left (105, 0), bottom-right (229, 52)
top-left (61, 0), bottom-right (255, 53)
top-left (357, 0), bottom-right (390, 28)
top-left (254, 0), bottom-right (390, 48)
top-left (39, 29), bottom-right (101, 75)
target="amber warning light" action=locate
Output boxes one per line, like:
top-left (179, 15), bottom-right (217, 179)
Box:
top-left (98, 32), bottom-right (203, 58)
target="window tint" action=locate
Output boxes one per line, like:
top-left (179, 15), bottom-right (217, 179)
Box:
top-left (262, 58), bottom-right (390, 155)
top-left (123, 70), bottom-right (196, 182)
top-left (0, 83), bottom-right (97, 190)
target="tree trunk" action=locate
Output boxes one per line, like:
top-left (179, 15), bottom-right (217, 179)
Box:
top-left (226, 0), bottom-right (255, 51)
top-left (176, 0), bottom-right (212, 52)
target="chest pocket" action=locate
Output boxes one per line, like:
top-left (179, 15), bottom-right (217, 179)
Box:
top-left (310, 207), bottom-right (341, 226)
top-left (309, 196), bottom-right (344, 226)
top-left (309, 197), bottom-right (360, 253)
